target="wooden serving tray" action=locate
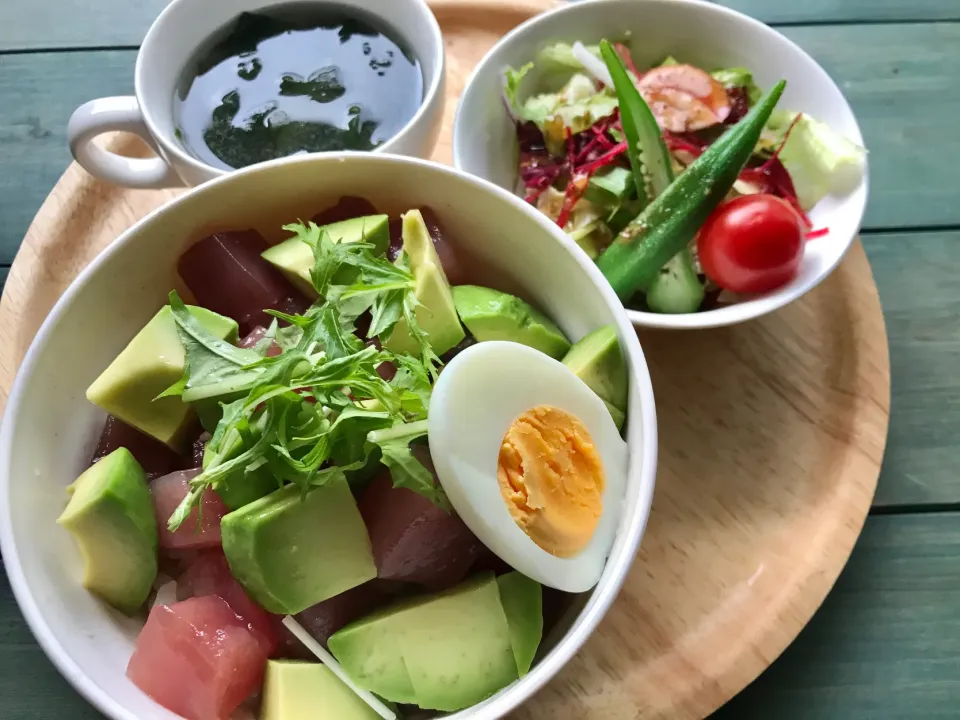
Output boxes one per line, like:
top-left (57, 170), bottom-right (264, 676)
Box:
top-left (0, 0), bottom-right (890, 717)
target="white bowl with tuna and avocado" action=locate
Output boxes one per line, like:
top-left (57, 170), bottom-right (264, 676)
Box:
top-left (0, 153), bottom-right (657, 720)
top-left (453, 0), bottom-right (868, 329)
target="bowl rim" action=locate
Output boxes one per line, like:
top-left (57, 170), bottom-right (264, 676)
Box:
top-left (0, 151), bottom-right (658, 720)
top-left (451, 0), bottom-right (870, 331)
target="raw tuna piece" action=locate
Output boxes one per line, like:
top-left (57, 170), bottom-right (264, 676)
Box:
top-left (127, 596), bottom-right (267, 720)
top-left (311, 196), bottom-right (379, 226)
top-left (294, 579), bottom-right (395, 647)
top-left (177, 552), bottom-right (278, 656)
top-left (177, 230), bottom-right (309, 335)
top-left (158, 548), bottom-right (203, 581)
top-left (362, 338), bottom-right (397, 382)
top-left (387, 216), bottom-right (404, 263)
top-left (238, 326), bottom-right (282, 356)
top-left (90, 415), bottom-right (181, 479)
top-left (152, 470), bottom-right (227, 550)
top-left (377, 360), bottom-right (397, 382)
top-left (359, 460), bottom-right (484, 590)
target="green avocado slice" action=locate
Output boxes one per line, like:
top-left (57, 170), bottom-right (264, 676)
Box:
top-left (329, 573), bottom-right (521, 712)
top-left (261, 214), bottom-right (390, 297)
top-left (452, 285), bottom-right (571, 359)
top-left (221, 477), bottom-right (376, 614)
top-left (383, 210), bottom-right (466, 357)
top-left (57, 448), bottom-right (158, 615)
top-left (261, 660), bottom-right (384, 720)
top-left (561, 325), bottom-right (628, 412)
top-left (86, 305), bottom-right (238, 450)
top-left (497, 571), bottom-right (543, 676)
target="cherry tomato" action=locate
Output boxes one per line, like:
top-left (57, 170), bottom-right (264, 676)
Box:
top-left (697, 194), bottom-right (805, 294)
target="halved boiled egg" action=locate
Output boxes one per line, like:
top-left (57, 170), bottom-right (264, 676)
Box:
top-left (427, 341), bottom-right (628, 593)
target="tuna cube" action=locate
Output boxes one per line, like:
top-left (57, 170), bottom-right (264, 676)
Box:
top-left (127, 596), bottom-right (267, 720)
top-left (294, 579), bottom-right (396, 647)
top-left (177, 552), bottom-right (278, 656)
top-left (90, 415), bottom-right (182, 479)
top-left (177, 230), bottom-right (309, 335)
top-left (359, 462), bottom-right (484, 590)
top-left (152, 470), bottom-right (227, 550)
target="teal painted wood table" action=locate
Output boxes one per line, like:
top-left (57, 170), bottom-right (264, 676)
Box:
top-left (0, 0), bottom-right (958, 717)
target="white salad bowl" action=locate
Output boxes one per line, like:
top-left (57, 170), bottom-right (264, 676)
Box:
top-left (0, 153), bottom-right (658, 719)
top-left (453, 0), bottom-right (869, 330)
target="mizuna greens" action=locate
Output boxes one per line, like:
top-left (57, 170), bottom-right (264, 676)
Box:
top-left (164, 223), bottom-right (448, 532)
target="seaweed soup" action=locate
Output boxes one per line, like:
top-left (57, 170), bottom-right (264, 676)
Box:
top-left (174, 2), bottom-right (423, 170)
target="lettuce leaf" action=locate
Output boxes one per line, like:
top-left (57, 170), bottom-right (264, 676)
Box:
top-left (767, 111), bottom-right (867, 210)
top-left (711, 67), bottom-right (762, 104)
top-left (503, 62), bottom-right (534, 115)
top-left (518, 73), bottom-right (618, 150)
top-left (537, 41), bottom-right (602, 70)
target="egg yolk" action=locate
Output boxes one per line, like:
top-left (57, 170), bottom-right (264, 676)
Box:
top-left (497, 405), bottom-right (605, 558)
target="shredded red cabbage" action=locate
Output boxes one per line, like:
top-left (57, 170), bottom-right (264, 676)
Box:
top-left (724, 87), bottom-right (751, 125)
top-left (517, 114), bottom-right (628, 217)
top-left (556, 173), bottom-right (591, 229)
top-left (739, 114), bottom-right (812, 227)
top-left (518, 122), bottom-right (562, 202)
top-left (514, 91), bottom-right (815, 233)
top-left (577, 141), bottom-right (629, 176)
top-left (739, 160), bottom-right (812, 228)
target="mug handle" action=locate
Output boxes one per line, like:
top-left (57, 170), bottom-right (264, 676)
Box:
top-left (68, 96), bottom-right (185, 189)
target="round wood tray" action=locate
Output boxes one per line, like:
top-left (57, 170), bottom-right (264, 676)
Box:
top-left (0, 0), bottom-right (890, 717)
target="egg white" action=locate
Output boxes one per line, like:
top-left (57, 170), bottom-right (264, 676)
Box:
top-left (427, 341), bottom-right (628, 593)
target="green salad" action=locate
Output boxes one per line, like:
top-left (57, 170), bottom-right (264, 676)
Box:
top-left (504, 39), bottom-right (867, 312)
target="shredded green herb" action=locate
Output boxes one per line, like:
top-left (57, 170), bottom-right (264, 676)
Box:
top-left (164, 219), bottom-right (446, 531)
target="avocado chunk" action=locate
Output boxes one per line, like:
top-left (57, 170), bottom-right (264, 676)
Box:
top-left (329, 573), bottom-right (518, 712)
top-left (261, 215), bottom-right (390, 297)
top-left (330, 607), bottom-right (417, 705)
top-left (497, 572), bottom-right (543, 676)
top-left (86, 305), bottom-right (239, 450)
top-left (585, 166), bottom-right (635, 207)
top-left (602, 399), bottom-right (626, 431)
top-left (561, 325), bottom-right (628, 423)
top-left (262, 660), bottom-right (382, 720)
top-left (221, 477), bottom-right (377, 614)
top-left (383, 210), bottom-right (466, 357)
top-left (452, 286), bottom-right (571, 359)
top-left (57, 448), bottom-right (158, 614)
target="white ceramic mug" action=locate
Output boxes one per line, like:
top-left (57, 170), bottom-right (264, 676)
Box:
top-left (67, 0), bottom-right (446, 188)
